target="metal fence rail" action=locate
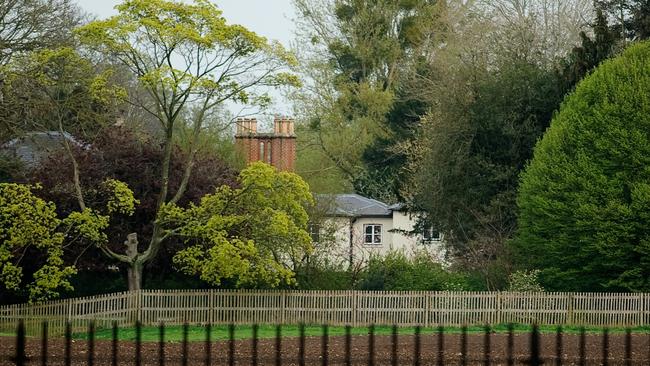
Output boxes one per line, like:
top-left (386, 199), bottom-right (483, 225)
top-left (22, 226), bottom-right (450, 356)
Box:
top-left (6, 320), bottom-right (650, 366)
top-left (1, 290), bottom-right (649, 336)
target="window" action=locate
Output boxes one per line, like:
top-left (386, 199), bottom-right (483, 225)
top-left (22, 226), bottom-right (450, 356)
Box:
top-left (422, 226), bottom-right (442, 243)
top-left (364, 224), bottom-right (382, 245)
top-left (308, 223), bottom-right (321, 243)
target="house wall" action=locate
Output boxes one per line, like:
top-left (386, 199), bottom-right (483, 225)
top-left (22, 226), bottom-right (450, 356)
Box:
top-left (314, 212), bottom-right (446, 267)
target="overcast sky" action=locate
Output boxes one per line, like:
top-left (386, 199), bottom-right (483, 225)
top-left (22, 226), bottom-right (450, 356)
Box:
top-left (75, 1), bottom-right (298, 115)
top-left (76, 1), bottom-right (297, 47)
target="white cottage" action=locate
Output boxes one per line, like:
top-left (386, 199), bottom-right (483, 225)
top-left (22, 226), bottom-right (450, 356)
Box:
top-left (311, 194), bottom-right (446, 267)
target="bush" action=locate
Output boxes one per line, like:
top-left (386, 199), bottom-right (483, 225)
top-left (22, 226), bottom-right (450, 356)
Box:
top-left (507, 270), bottom-right (544, 292)
top-left (513, 41), bottom-right (650, 292)
top-left (357, 252), bottom-right (469, 291)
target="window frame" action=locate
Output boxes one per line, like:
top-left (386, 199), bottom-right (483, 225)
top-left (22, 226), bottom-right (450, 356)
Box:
top-left (422, 226), bottom-right (442, 244)
top-left (363, 223), bottom-right (383, 245)
top-left (308, 223), bottom-right (321, 244)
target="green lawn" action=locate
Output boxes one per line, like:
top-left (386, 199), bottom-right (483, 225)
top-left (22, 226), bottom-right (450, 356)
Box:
top-left (72, 324), bottom-right (650, 342)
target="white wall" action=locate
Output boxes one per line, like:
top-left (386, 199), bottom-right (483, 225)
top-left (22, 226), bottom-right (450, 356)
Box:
top-left (312, 211), bottom-right (446, 267)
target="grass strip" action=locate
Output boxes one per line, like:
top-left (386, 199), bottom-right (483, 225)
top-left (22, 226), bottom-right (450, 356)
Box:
top-left (71, 324), bottom-right (650, 342)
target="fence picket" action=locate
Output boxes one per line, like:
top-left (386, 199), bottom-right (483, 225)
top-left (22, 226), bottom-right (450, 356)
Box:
top-left (2, 290), bottom-right (649, 336)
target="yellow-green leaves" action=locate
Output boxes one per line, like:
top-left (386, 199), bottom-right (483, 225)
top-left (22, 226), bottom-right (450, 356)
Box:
top-left (63, 209), bottom-right (110, 245)
top-left (104, 179), bottom-right (140, 216)
top-left (0, 184), bottom-right (76, 303)
top-left (0, 180), bottom-right (136, 302)
top-left (75, 0), bottom-right (299, 123)
top-left (162, 162), bottom-right (313, 288)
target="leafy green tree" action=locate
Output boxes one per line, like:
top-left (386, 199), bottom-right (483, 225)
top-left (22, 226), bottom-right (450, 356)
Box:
top-left (29, 127), bottom-right (238, 282)
top-left (159, 162), bottom-right (313, 288)
top-left (0, 47), bottom-right (124, 144)
top-left (0, 183), bottom-right (76, 302)
top-left (292, 0), bottom-right (441, 201)
top-left (560, 8), bottom-right (618, 91)
top-left (595, 0), bottom-right (650, 40)
top-left (0, 0), bottom-right (83, 66)
top-left (411, 60), bottom-right (563, 289)
top-left (514, 41), bottom-right (650, 292)
top-left (74, 0), bottom-right (298, 290)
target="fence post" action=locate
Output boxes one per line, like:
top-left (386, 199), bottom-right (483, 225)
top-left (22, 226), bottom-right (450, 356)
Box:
top-left (639, 293), bottom-right (644, 327)
top-left (137, 290), bottom-right (143, 324)
top-left (209, 289), bottom-right (215, 325)
top-left (352, 291), bottom-right (358, 327)
top-left (280, 290), bottom-right (286, 324)
top-left (424, 293), bottom-right (431, 328)
top-left (496, 292), bottom-right (502, 325)
top-left (567, 293), bottom-right (574, 325)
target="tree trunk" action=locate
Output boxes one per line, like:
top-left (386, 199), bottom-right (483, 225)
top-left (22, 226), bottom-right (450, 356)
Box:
top-left (127, 262), bottom-right (143, 291)
top-left (124, 233), bottom-right (143, 291)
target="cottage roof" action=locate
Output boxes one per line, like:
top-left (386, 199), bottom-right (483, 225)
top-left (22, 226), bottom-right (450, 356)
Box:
top-left (316, 193), bottom-right (399, 217)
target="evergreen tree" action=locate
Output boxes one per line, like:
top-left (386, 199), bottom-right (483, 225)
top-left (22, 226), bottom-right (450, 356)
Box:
top-left (514, 41), bottom-right (650, 292)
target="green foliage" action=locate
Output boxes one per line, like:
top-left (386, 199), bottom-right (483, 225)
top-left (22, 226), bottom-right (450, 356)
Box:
top-left (294, 267), bottom-right (353, 290)
top-left (160, 162), bottom-right (314, 288)
top-left (514, 41), bottom-right (650, 292)
top-left (357, 252), bottom-right (468, 291)
top-left (507, 270), bottom-right (545, 292)
top-left (0, 183), bottom-right (76, 302)
top-left (293, 0), bottom-right (442, 201)
top-left (411, 58), bottom-right (563, 289)
top-left (104, 179), bottom-right (140, 216)
top-left (0, 47), bottom-right (125, 142)
top-left (76, 0), bottom-right (298, 118)
top-left (560, 8), bottom-right (618, 91)
top-left (596, 0), bottom-right (650, 40)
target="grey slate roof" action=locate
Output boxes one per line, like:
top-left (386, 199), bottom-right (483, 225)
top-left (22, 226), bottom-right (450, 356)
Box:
top-left (317, 193), bottom-right (396, 217)
top-left (1, 131), bottom-right (84, 167)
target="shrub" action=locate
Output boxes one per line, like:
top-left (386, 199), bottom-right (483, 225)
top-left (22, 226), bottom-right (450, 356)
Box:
top-left (507, 270), bottom-right (544, 292)
top-left (513, 41), bottom-right (650, 291)
top-left (357, 252), bottom-right (469, 291)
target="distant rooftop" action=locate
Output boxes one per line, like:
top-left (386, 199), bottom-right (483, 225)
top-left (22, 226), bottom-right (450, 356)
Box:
top-left (317, 193), bottom-right (404, 217)
top-left (1, 131), bottom-right (84, 166)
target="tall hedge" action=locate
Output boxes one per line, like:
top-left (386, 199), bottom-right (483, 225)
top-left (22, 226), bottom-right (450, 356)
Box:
top-left (513, 41), bottom-right (650, 292)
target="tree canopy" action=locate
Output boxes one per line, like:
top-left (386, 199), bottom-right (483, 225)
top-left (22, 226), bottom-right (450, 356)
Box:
top-left (70, 0), bottom-right (299, 290)
top-left (161, 162), bottom-right (314, 288)
top-left (513, 41), bottom-right (650, 292)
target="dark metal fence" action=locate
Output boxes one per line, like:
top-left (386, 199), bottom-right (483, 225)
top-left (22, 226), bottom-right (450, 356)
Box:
top-left (6, 320), bottom-right (650, 365)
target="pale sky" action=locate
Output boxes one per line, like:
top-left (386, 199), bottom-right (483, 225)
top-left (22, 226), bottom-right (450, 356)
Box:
top-left (77, 1), bottom-right (297, 47)
top-left (76, 0), bottom-right (298, 115)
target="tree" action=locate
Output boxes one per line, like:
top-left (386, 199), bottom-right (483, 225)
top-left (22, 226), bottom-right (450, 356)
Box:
top-left (0, 0), bottom-right (83, 66)
top-left (513, 41), bottom-right (650, 292)
top-left (0, 183), bottom-right (76, 302)
top-left (402, 1), bottom-right (592, 289)
top-left (595, 0), bottom-right (650, 40)
top-left (74, 0), bottom-right (298, 290)
top-left (29, 127), bottom-right (238, 279)
top-left (292, 0), bottom-right (442, 202)
top-left (560, 8), bottom-right (618, 91)
top-left (0, 46), bottom-right (125, 138)
top-left (160, 162), bottom-right (313, 288)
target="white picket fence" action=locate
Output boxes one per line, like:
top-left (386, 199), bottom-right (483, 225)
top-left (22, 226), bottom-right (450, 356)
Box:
top-left (1, 290), bottom-right (648, 336)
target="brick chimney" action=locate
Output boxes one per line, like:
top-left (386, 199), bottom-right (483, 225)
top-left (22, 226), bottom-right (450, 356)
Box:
top-left (234, 116), bottom-right (296, 171)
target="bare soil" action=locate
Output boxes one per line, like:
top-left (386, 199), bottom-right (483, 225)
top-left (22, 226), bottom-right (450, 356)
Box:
top-left (1, 332), bottom-right (649, 365)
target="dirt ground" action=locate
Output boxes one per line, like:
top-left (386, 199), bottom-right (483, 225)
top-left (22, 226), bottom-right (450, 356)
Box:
top-left (1, 332), bottom-right (650, 365)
